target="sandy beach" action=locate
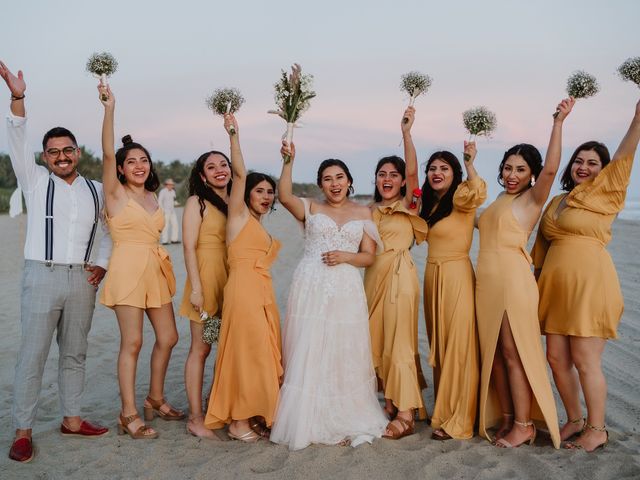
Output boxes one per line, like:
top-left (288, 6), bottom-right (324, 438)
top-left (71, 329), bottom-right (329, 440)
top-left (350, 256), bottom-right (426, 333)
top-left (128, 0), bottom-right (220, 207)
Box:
top-left (1, 207), bottom-right (639, 480)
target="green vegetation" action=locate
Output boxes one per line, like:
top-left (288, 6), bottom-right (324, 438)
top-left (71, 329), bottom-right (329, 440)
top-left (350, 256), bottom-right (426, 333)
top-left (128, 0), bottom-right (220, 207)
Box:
top-left (0, 148), bottom-right (325, 213)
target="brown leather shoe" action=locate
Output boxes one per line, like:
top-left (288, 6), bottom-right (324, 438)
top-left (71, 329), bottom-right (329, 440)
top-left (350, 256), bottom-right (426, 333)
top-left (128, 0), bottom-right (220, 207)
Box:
top-left (9, 437), bottom-right (34, 463)
top-left (60, 420), bottom-right (109, 437)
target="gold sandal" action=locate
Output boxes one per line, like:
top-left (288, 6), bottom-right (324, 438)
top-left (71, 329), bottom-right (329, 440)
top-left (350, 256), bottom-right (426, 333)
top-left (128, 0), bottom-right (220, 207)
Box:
top-left (227, 429), bottom-right (261, 443)
top-left (494, 419), bottom-right (536, 448)
top-left (117, 413), bottom-right (158, 439)
top-left (564, 423), bottom-right (608, 452)
top-left (144, 396), bottom-right (186, 421)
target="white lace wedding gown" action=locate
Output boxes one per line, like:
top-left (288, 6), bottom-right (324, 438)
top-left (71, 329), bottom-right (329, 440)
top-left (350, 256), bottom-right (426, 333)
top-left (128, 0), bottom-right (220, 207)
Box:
top-left (270, 199), bottom-right (388, 450)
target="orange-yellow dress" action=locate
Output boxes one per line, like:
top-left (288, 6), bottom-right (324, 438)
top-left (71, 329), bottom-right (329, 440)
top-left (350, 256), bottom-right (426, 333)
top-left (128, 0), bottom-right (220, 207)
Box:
top-left (364, 200), bottom-right (428, 417)
top-left (475, 193), bottom-right (560, 448)
top-left (424, 176), bottom-right (486, 439)
top-left (204, 215), bottom-right (282, 429)
top-left (532, 155), bottom-right (633, 338)
top-left (178, 201), bottom-right (228, 322)
top-left (101, 199), bottom-right (176, 309)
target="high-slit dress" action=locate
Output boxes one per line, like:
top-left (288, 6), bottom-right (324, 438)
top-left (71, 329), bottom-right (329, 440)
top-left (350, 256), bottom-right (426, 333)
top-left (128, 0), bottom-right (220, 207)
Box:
top-left (475, 193), bottom-right (560, 448)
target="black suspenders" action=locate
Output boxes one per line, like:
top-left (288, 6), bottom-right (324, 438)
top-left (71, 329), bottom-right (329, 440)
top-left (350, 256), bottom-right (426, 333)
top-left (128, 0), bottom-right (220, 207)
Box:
top-left (44, 176), bottom-right (100, 266)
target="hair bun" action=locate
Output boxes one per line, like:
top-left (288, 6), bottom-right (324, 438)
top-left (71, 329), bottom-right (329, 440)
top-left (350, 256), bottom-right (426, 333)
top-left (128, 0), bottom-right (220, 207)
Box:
top-left (122, 135), bottom-right (133, 145)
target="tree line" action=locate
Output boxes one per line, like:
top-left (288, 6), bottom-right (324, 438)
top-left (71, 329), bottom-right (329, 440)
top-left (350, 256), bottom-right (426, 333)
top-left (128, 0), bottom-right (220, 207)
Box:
top-left (0, 148), bottom-right (322, 213)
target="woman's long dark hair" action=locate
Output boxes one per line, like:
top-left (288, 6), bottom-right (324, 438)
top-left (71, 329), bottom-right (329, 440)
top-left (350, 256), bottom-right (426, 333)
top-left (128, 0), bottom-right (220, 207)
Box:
top-left (188, 151), bottom-right (232, 217)
top-left (115, 135), bottom-right (160, 192)
top-left (373, 156), bottom-right (406, 202)
top-left (419, 151), bottom-right (463, 227)
top-left (559, 141), bottom-right (610, 192)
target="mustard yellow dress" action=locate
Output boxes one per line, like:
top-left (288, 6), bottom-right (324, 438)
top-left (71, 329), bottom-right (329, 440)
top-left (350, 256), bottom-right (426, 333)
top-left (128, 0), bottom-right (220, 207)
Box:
top-left (204, 215), bottom-right (282, 429)
top-left (475, 193), bottom-right (560, 448)
top-left (424, 177), bottom-right (486, 439)
top-left (101, 199), bottom-right (176, 309)
top-left (178, 201), bottom-right (228, 322)
top-left (532, 156), bottom-right (633, 338)
top-left (364, 200), bottom-right (429, 417)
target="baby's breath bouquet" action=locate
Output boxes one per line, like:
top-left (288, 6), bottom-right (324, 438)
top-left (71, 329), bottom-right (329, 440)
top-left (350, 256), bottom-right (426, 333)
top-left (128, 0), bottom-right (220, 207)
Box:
top-left (268, 63), bottom-right (316, 163)
top-left (554, 70), bottom-right (599, 117)
top-left (86, 52), bottom-right (118, 101)
top-left (206, 88), bottom-right (245, 135)
top-left (400, 71), bottom-right (432, 122)
top-left (200, 311), bottom-right (221, 345)
top-left (462, 107), bottom-right (497, 141)
top-left (617, 57), bottom-right (640, 88)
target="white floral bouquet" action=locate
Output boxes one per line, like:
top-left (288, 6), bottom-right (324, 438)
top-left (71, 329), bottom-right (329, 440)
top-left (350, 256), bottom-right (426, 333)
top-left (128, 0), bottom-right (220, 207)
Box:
top-left (462, 106), bottom-right (497, 140)
top-left (617, 57), bottom-right (640, 88)
top-left (268, 63), bottom-right (316, 163)
top-left (566, 70), bottom-right (599, 98)
top-left (206, 88), bottom-right (245, 135)
top-left (400, 71), bottom-right (432, 122)
top-left (86, 52), bottom-right (118, 101)
top-left (201, 311), bottom-right (221, 345)
top-left (553, 70), bottom-right (599, 117)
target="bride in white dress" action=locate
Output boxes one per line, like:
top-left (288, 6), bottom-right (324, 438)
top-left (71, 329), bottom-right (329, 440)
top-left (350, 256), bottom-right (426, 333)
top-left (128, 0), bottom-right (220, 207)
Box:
top-left (270, 142), bottom-right (388, 450)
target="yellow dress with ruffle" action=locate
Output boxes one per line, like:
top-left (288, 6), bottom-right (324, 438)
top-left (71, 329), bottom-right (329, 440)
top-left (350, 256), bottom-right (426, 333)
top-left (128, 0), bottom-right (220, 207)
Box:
top-left (475, 193), bottom-right (560, 448)
top-left (205, 215), bottom-right (282, 429)
top-left (532, 155), bottom-right (633, 339)
top-left (179, 201), bottom-right (228, 322)
top-left (364, 200), bottom-right (428, 417)
top-left (101, 199), bottom-right (175, 309)
top-left (424, 176), bottom-right (486, 439)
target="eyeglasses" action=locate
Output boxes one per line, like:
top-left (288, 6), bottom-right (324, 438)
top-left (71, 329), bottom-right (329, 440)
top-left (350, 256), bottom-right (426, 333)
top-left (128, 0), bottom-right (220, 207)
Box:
top-left (45, 146), bottom-right (78, 157)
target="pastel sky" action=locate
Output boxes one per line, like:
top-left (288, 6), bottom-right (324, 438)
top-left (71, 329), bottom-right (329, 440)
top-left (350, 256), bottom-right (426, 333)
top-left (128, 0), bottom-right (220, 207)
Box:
top-left (1, 0), bottom-right (639, 202)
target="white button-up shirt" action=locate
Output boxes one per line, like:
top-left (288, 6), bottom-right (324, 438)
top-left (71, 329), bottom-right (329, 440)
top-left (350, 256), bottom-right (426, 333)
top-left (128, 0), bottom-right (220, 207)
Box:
top-left (7, 113), bottom-right (112, 268)
top-left (158, 187), bottom-right (176, 213)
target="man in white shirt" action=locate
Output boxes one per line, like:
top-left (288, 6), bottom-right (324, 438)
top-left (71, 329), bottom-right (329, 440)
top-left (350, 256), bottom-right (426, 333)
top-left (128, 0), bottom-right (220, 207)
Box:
top-left (158, 178), bottom-right (179, 244)
top-left (1, 61), bottom-right (111, 463)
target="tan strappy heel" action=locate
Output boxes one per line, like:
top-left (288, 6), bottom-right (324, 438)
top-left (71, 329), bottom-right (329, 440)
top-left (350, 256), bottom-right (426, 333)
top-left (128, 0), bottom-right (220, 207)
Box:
top-left (494, 419), bottom-right (536, 448)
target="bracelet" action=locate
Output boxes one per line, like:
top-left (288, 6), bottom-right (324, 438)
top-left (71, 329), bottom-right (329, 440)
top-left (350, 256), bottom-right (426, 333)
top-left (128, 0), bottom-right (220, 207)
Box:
top-left (10, 94), bottom-right (25, 101)
top-left (191, 290), bottom-right (201, 295)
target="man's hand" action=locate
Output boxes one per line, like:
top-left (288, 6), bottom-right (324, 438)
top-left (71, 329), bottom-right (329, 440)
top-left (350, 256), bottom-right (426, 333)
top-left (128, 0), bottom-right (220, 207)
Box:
top-left (85, 265), bottom-right (107, 287)
top-left (0, 61), bottom-right (26, 97)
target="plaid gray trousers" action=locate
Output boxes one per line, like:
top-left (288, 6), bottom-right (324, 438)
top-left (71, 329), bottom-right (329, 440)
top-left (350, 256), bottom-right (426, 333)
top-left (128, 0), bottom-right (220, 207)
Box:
top-left (12, 260), bottom-right (97, 429)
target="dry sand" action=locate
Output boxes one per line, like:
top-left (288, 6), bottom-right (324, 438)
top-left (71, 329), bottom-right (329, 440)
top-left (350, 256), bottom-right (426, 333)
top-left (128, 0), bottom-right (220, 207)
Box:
top-left (1, 208), bottom-right (639, 479)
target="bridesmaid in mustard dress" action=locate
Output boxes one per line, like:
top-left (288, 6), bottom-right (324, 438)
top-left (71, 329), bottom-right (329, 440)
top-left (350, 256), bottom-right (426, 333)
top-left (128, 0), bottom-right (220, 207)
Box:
top-left (179, 150), bottom-right (231, 439)
top-left (476, 97), bottom-right (574, 449)
top-left (420, 142), bottom-right (486, 440)
top-left (364, 107), bottom-right (429, 439)
top-left (532, 98), bottom-right (640, 452)
top-left (204, 113), bottom-right (282, 442)
top-left (99, 86), bottom-right (184, 440)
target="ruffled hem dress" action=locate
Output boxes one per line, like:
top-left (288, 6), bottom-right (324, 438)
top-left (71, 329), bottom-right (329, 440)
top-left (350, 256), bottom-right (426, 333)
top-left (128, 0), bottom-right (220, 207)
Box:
top-left (364, 200), bottom-right (429, 417)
